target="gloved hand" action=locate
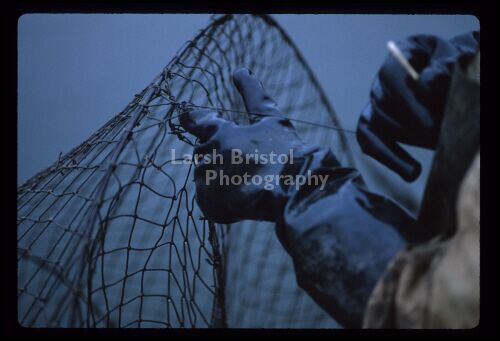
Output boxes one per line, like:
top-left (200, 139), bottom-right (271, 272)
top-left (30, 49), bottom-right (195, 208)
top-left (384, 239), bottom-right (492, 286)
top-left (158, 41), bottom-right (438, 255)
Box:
top-left (356, 32), bottom-right (478, 182)
top-left (180, 68), bottom-right (310, 224)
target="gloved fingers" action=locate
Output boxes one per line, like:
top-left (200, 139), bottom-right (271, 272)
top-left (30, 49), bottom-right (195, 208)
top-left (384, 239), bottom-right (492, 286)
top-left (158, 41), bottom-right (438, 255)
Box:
top-left (371, 70), bottom-right (437, 147)
top-left (357, 116), bottom-right (422, 182)
top-left (179, 108), bottom-right (229, 143)
top-left (232, 67), bottom-right (284, 123)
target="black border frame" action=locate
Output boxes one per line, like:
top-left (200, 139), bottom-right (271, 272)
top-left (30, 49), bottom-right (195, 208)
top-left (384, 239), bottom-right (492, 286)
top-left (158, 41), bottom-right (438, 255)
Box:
top-left (3, 1), bottom-right (498, 338)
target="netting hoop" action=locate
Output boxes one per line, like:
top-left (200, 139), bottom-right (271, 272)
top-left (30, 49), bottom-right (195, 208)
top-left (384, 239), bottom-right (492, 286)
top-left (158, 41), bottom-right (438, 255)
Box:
top-left (18, 14), bottom-right (353, 328)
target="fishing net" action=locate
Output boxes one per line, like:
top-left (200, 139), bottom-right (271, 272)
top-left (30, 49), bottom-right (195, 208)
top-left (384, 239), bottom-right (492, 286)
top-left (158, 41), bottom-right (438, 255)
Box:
top-left (17, 14), bottom-right (355, 328)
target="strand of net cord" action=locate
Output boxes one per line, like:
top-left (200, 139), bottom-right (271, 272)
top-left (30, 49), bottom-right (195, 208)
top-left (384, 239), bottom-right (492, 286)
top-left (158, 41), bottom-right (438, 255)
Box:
top-left (144, 102), bottom-right (357, 135)
top-left (149, 40), bottom-right (417, 136)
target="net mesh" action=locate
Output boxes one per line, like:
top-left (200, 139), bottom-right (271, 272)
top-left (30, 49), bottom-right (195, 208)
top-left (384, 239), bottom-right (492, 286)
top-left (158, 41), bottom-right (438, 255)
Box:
top-left (17, 14), bottom-right (354, 328)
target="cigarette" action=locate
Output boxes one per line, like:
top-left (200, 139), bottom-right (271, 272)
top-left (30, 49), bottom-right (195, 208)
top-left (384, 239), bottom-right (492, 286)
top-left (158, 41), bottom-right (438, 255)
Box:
top-left (387, 40), bottom-right (419, 81)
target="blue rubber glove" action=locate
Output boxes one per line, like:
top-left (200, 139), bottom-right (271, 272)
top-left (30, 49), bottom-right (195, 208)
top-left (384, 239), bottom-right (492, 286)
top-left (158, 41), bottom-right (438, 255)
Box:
top-left (180, 68), bottom-right (309, 223)
top-left (356, 32), bottom-right (479, 181)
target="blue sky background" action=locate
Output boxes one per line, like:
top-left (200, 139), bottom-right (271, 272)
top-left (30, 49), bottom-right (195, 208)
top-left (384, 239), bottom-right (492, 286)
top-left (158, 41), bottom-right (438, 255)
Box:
top-left (18, 14), bottom-right (479, 199)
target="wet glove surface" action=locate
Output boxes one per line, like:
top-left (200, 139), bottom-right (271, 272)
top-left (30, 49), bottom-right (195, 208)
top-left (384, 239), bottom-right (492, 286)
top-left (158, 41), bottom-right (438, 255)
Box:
top-left (356, 32), bottom-right (479, 181)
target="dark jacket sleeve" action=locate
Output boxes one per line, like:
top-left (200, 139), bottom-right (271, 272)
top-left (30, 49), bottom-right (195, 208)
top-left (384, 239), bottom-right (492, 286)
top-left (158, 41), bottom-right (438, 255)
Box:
top-left (275, 145), bottom-right (418, 328)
